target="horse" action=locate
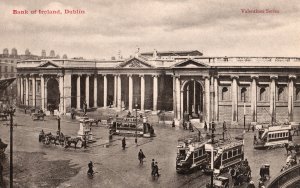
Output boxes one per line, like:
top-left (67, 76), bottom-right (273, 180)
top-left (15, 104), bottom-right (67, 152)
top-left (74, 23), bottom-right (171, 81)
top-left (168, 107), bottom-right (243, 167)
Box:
top-left (44, 133), bottom-right (58, 145)
top-left (65, 137), bottom-right (82, 149)
top-left (55, 132), bottom-right (66, 146)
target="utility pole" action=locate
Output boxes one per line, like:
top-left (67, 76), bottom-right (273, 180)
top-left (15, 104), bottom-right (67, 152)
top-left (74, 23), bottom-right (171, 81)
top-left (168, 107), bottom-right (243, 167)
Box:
top-left (135, 103), bottom-right (138, 144)
top-left (8, 109), bottom-right (14, 188)
top-left (210, 121), bottom-right (215, 188)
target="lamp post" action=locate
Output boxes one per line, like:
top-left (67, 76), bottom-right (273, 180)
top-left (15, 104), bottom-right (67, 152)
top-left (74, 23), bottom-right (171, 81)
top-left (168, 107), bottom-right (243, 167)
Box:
top-left (135, 103), bottom-right (138, 144)
top-left (6, 108), bottom-right (15, 188)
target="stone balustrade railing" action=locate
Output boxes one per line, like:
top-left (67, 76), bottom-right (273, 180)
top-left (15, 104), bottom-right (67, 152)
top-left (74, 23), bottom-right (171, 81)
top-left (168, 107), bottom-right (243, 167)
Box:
top-left (267, 164), bottom-right (300, 188)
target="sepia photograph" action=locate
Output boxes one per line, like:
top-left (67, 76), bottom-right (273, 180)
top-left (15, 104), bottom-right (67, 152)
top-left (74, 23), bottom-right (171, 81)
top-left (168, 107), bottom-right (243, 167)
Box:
top-left (0, 0), bottom-right (300, 187)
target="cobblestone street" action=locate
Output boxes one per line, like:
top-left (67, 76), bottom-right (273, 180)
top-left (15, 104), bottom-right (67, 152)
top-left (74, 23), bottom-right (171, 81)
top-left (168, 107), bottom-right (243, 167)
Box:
top-left (0, 110), bottom-right (299, 188)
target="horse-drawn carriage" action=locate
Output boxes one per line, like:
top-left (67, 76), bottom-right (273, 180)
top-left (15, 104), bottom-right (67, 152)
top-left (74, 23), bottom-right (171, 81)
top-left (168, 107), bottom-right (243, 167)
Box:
top-left (31, 110), bottom-right (46, 121)
top-left (39, 130), bottom-right (83, 149)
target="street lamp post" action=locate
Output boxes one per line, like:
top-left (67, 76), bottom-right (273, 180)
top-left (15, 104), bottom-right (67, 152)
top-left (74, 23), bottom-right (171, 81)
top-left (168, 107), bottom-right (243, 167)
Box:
top-left (135, 103), bottom-right (138, 144)
top-left (7, 108), bottom-right (15, 188)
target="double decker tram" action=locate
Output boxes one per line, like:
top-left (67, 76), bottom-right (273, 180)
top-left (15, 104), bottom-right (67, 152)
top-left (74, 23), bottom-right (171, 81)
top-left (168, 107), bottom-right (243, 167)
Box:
top-left (205, 139), bottom-right (245, 173)
top-left (253, 124), bottom-right (292, 149)
top-left (176, 134), bottom-right (208, 173)
top-left (109, 117), bottom-right (154, 137)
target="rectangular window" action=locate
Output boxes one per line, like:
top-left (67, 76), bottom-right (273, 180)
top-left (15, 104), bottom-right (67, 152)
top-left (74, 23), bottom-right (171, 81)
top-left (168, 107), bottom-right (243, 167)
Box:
top-left (194, 151), bottom-right (198, 158)
top-left (233, 150), bottom-right (237, 156)
top-left (29, 80), bottom-right (32, 92)
top-left (37, 82), bottom-right (41, 93)
top-left (11, 66), bottom-right (14, 72)
top-left (5, 66), bottom-right (8, 72)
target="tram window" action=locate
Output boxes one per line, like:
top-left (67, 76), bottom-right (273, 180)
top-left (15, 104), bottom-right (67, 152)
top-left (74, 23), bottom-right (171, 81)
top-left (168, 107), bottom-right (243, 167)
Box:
top-left (199, 149), bottom-right (203, 156)
top-left (194, 151), bottom-right (199, 158)
top-left (280, 133), bottom-right (282, 138)
top-left (222, 153), bottom-right (227, 160)
top-left (233, 150), bottom-right (237, 156)
top-left (238, 148), bottom-right (242, 154)
top-left (228, 151), bottom-right (232, 158)
top-left (269, 134), bottom-right (271, 138)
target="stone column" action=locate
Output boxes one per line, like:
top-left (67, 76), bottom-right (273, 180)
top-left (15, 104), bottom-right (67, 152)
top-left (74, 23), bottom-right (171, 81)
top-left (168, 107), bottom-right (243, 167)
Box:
top-left (17, 76), bottom-right (20, 104)
top-left (173, 76), bottom-right (176, 114)
top-left (153, 75), bottom-right (158, 113)
top-left (20, 76), bottom-right (24, 104)
top-left (63, 73), bottom-right (72, 114)
top-left (117, 75), bottom-right (122, 111)
top-left (288, 75), bottom-right (296, 122)
top-left (128, 74), bottom-right (133, 112)
top-left (193, 80), bottom-right (196, 113)
top-left (186, 84), bottom-right (189, 113)
top-left (25, 76), bottom-right (29, 106)
top-left (250, 75), bottom-right (258, 122)
top-left (103, 74), bottom-right (107, 108)
top-left (85, 75), bottom-right (90, 109)
top-left (231, 75), bottom-right (238, 122)
top-left (270, 75), bottom-right (278, 122)
top-left (176, 76), bottom-right (181, 120)
top-left (40, 74), bottom-right (45, 110)
top-left (31, 75), bottom-right (36, 107)
top-left (214, 76), bottom-right (219, 121)
top-left (76, 75), bottom-right (81, 109)
top-left (59, 73), bottom-right (64, 113)
top-left (114, 75), bottom-right (117, 107)
top-left (140, 74), bottom-right (145, 112)
top-left (94, 75), bottom-right (98, 108)
top-left (204, 76), bottom-right (210, 122)
top-left (44, 78), bottom-right (47, 110)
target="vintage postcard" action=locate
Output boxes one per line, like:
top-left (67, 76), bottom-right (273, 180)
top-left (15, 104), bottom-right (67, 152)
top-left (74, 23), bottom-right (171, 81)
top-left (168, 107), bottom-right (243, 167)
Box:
top-left (0, 0), bottom-right (299, 188)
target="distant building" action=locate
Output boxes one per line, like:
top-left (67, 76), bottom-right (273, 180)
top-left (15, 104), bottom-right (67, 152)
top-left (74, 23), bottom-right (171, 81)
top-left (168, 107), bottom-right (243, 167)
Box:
top-left (16, 50), bottom-right (300, 125)
top-left (41, 50), bottom-right (46, 58)
top-left (50, 50), bottom-right (55, 58)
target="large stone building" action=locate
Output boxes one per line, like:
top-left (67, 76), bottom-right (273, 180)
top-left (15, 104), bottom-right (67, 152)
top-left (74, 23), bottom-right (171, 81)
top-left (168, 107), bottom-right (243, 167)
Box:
top-left (16, 50), bottom-right (300, 125)
top-left (0, 48), bottom-right (67, 105)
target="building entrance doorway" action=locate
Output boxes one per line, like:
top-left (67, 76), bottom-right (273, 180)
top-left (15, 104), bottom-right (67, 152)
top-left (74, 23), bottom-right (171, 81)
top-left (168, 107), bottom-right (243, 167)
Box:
top-left (47, 78), bottom-right (60, 111)
top-left (183, 80), bottom-right (204, 120)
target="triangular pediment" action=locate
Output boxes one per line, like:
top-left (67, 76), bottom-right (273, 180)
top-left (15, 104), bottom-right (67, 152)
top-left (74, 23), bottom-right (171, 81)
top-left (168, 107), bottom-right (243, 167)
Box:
top-left (173, 59), bottom-right (209, 68)
top-left (38, 61), bottom-right (60, 68)
top-left (117, 57), bottom-right (152, 68)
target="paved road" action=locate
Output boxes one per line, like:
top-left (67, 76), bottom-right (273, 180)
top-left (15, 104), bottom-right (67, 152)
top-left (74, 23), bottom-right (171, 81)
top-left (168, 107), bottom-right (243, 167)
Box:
top-left (0, 111), bottom-right (299, 188)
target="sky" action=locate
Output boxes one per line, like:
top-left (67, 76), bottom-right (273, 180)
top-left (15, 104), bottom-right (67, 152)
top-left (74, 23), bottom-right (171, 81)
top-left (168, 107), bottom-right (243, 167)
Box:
top-left (1, 0), bottom-right (300, 59)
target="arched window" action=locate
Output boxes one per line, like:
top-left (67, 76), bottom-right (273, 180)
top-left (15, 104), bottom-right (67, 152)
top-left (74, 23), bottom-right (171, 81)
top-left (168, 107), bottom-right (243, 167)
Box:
top-left (259, 87), bottom-right (266, 101)
top-left (241, 87), bottom-right (247, 102)
top-left (278, 87), bottom-right (284, 101)
top-left (296, 87), bottom-right (300, 101)
top-left (222, 87), bottom-right (228, 100)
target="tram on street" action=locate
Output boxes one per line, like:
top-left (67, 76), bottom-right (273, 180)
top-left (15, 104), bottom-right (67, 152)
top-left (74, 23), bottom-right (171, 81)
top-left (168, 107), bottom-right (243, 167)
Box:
top-left (176, 133), bottom-right (207, 173)
top-left (205, 139), bottom-right (245, 173)
top-left (109, 117), bottom-right (154, 137)
top-left (253, 124), bottom-right (292, 149)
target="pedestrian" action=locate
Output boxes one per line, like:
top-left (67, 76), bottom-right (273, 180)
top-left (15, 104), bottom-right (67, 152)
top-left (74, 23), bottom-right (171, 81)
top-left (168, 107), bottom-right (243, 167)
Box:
top-left (87, 161), bottom-right (94, 177)
top-left (254, 135), bottom-right (257, 145)
top-left (172, 120), bottom-right (175, 127)
top-left (151, 159), bottom-right (155, 175)
top-left (223, 121), bottom-right (227, 131)
top-left (0, 162), bottom-right (3, 187)
top-left (252, 124), bottom-right (255, 132)
top-left (204, 121), bottom-right (207, 131)
top-left (153, 162), bottom-right (160, 177)
top-left (247, 181), bottom-right (255, 188)
top-left (138, 149), bottom-right (146, 164)
top-left (122, 137), bottom-right (126, 150)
